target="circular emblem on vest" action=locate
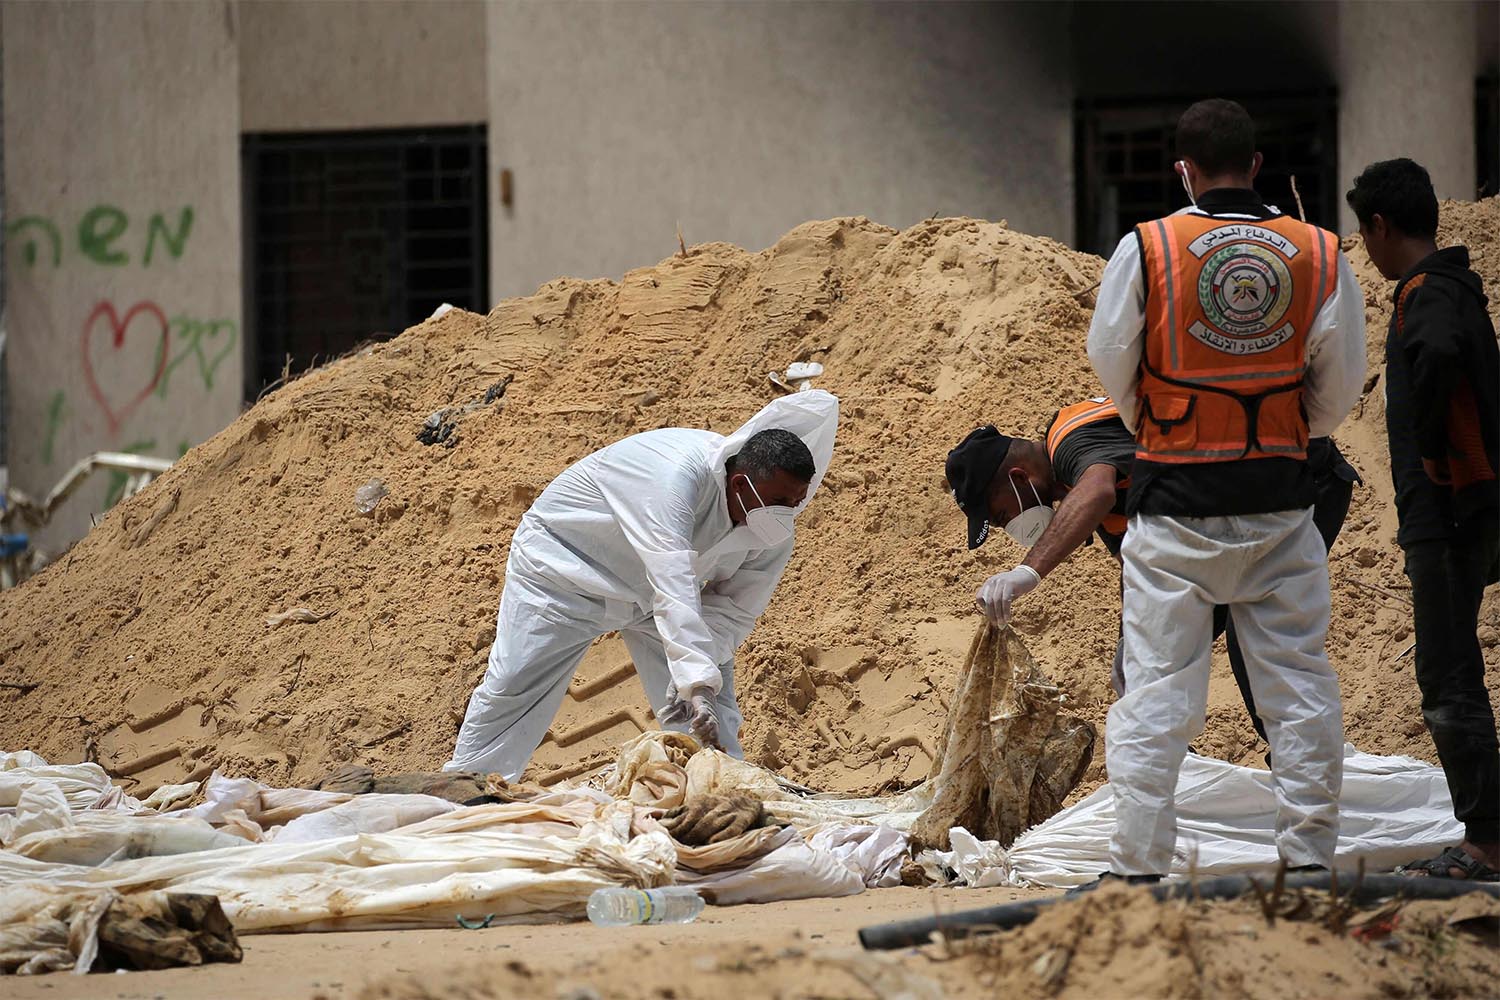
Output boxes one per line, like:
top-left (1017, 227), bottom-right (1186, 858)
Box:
top-left (1192, 242), bottom-right (1296, 354)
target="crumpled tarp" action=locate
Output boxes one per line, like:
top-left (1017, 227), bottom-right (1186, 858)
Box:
top-left (5, 730), bottom-right (1460, 944)
top-left (304, 765), bottom-right (496, 803)
top-left (607, 731), bottom-right (697, 810)
top-left (0, 744), bottom-right (908, 940)
top-left (908, 624), bottom-right (1095, 851)
top-left (1, 791), bottom-right (677, 932)
top-left (677, 825), bottom-right (866, 904)
top-left (0, 752), bottom-right (142, 843)
top-left (915, 826), bottom-right (1010, 888)
top-left (918, 746), bottom-right (1465, 888)
top-left (0, 883), bottom-right (116, 974)
top-left (0, 885), bottom-right (239, 976)
top-left (808, 823), bottom-right (909, 888)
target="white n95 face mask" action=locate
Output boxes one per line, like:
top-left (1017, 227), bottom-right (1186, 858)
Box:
top-left (1178, 160), bottom-right (1196, 206)
top-left (1003, 476), bottom-right (1054, 546)
top-left (738, 478), bottom-right (796, 546)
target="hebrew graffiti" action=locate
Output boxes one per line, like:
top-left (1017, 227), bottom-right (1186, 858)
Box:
top-left (5, 216), bottom-right (62, 268)
top-left (144, 208), bottom-right (194, 266)
top-left (41, 390), bottom-right (69, 466)
top-left (80, 300), bottom-right (170, 433)
top-left (156, 315), bottom-right (238, 397)
top-left (78, 205), bottom-right (130, 266)
top-left (6, 205), bottom-right (196, 268)
top-left (15, 202), bottom-right (219, 531)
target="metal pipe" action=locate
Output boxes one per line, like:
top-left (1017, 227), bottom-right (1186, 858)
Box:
top-left (858, 873), bottom-right (1500, 950)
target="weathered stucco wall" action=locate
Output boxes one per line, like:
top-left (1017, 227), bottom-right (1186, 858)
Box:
top-left (2, 1), bottom-right (241, 554)
top-left (2, 0), bottom-right (1490, 558)
top-left (1337, 0), bottom-right (1482, 233)
top-left (485, 0), bottom-right (1073, 298)
top-left (239, 0), bottom-right (487, 132)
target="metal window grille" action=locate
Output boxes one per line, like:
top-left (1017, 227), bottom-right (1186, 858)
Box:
top-left (242, 125), bottom-right (488, 397)
top-left (1074, 93), bottom-right (1339, 255)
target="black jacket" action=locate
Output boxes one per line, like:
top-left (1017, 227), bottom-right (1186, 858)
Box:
top-left (1385, 246), bottom-right (1500, 546)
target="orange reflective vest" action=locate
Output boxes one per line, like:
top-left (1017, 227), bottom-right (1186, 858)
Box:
top-left (1134, 213), bottom-right (1338, 464)
top-left (1046, 397), bottom-right (1129, 540)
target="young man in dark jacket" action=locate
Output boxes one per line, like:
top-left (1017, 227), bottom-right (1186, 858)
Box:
top-left (1348, 157), bottom-right (1500, 881)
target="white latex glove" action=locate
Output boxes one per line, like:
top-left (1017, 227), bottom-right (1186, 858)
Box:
top-left (687, 692), bottom-right (721, 749)
top-left (975, 565), bottom-right (1042, 627)
top-left (659, 685), bottom-right (723, 749)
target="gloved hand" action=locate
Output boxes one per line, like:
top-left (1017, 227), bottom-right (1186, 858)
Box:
top-left (660, 685), bottom-right (723, 749)
top-left (975, 565), bottom-right (1042, 627)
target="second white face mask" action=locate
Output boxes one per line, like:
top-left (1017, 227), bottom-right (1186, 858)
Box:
top-left (739, 479), bottom-right (796, 546)
top-left (1003, 476), bottom-right (1054, 546)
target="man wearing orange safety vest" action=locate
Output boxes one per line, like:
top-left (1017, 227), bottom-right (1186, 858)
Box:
top-left (1084, 100), bottom-right (1366, 885)
top-left (945, 400), bottom-right (1358, 743)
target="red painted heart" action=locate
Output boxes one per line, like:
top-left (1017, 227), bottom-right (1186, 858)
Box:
top-left (81, 300), bottom-right (169, 433)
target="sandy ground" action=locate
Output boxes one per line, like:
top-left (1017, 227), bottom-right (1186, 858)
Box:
top-left (7, 886), bottom-right (1050, 1000)
top-left (17, 881), bottom-right (1496, 1000)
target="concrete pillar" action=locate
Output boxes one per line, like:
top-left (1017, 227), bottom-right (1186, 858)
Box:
top-left (1, 2), bottom-right (242, 553)
top-left (1338, 1), bottom-right (1481, 233)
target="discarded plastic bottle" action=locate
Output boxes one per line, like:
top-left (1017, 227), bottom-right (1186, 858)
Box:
top-left (586, 887), bottom-right (704, 926)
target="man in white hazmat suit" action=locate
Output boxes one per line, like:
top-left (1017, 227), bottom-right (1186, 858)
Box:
top-left (445, 390), bottom-right (838, 780)
top-left (1085, 100), bottom-right (1365, 884)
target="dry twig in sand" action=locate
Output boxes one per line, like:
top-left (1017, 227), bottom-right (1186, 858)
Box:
top-left (1334, 573), bottom-right (1413, 607)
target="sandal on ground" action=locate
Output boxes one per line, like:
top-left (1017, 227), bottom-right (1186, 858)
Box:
top-left (1397, 845), bottom-right (1500, 882)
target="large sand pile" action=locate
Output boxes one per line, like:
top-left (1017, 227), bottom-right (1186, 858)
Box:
top-left (1, 202), bottom-right (1496, 798)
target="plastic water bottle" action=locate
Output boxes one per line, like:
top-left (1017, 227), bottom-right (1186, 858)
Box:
top-left (586, 887), bottom-right (704, 926)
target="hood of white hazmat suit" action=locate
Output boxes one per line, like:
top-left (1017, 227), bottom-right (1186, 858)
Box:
top-left (506, 390), bottom-right (839, 700)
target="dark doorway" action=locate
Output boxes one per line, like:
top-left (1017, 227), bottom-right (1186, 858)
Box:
top-left (242, 125), bottom-right (489, 398)
top-left (1074, 93), bottom-right (1339, 256)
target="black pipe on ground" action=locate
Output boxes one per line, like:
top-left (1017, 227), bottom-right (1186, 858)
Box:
top-left (857, 872), bottom-right (1500, 951)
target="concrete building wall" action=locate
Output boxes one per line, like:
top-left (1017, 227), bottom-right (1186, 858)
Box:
top-left (485, 0), bottom-right (1073, 299)
top-left (2, 0), bottom-right (1490, 558)
top-left (2, 1), bottom-right (241, 553)
top-left (1337, 0), bottom-right (1482, 233)
top-left (239, 0), bottom-right (487, 132)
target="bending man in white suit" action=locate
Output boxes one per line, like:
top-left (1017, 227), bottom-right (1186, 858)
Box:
top-left (446, 391), bottom-right (838, 780)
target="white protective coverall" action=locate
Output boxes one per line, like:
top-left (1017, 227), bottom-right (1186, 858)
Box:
top-left (445, 390), bottom-right (839, 780)
top-left (1087, 207), bottom-right (1366, 875)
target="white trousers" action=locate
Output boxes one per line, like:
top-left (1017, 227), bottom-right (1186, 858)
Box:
top-left (1109, 509), bottom-right (1342, 874)
top-left (444, 572), bottom-right (744, 780)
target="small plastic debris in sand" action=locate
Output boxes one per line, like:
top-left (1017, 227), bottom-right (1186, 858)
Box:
top-left (354, 479), bottom-right (388, 514)
top-left (769, 361), bottom-right (825, 394)
top-left (266, 607), bottom-right (333, 627)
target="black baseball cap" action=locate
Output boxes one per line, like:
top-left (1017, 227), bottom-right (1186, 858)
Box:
top-left (945, 426), bottom-right (1013, 549)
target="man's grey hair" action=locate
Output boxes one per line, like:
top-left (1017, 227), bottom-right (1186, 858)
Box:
top-left (728, 429), bottom-right (815, 483)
